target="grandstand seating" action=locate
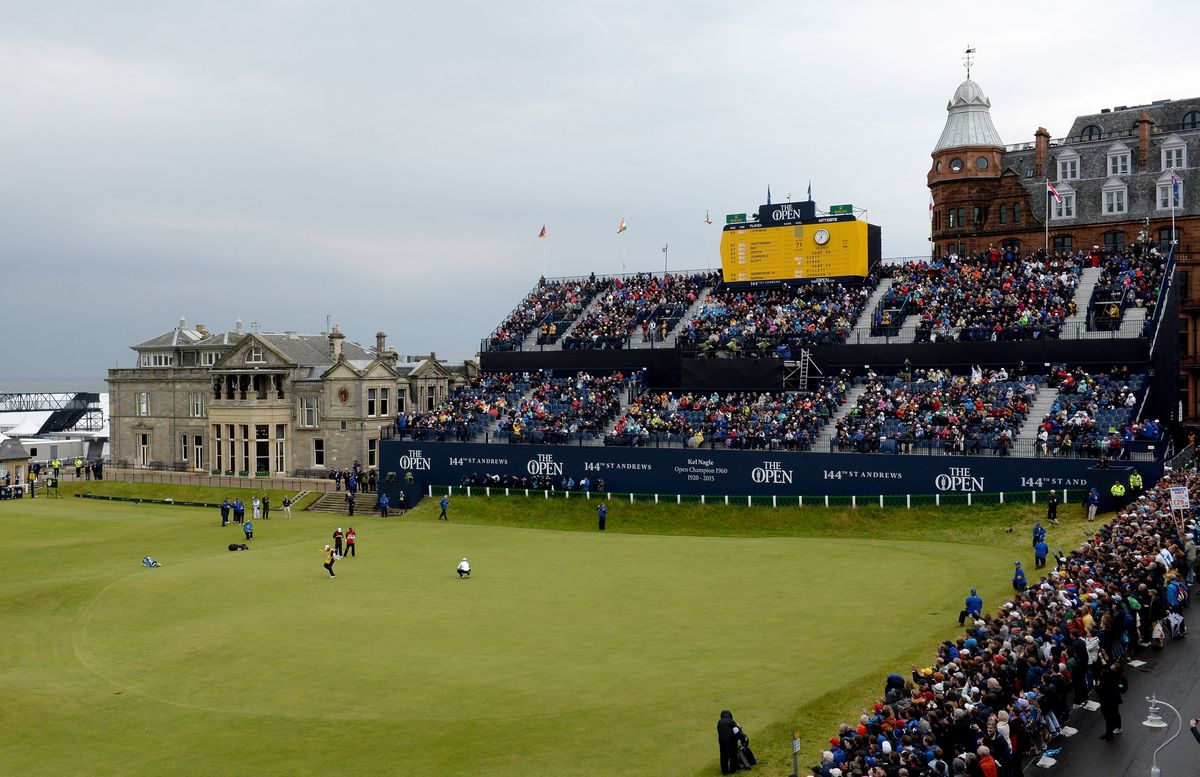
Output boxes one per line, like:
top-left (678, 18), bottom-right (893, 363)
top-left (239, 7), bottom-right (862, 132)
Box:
top-left (1034, 367), bottom-right (1149, 457)
top-left (1085, 245), bottom-right (1166, 331)
top-left (561, 272), bottom-right (718, 350)
top-left (872, 248), bottom-right (1081, 342)
top-left (677, 279), bottom-right (877, 357)
top-left (487, 277), bottom-right (606, 351)
top-left (832, 368), bottom-right (1034, 454)
top-left (497, 371), bottom-right (632, 443)
top-left (395, 372), bottom-right (534, 442)
top-left (605, 376), bottom-right (851, 449)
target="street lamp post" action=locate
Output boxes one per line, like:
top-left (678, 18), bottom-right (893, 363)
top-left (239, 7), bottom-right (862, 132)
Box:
top-left (1142, 695), bottom-right (1183, 777)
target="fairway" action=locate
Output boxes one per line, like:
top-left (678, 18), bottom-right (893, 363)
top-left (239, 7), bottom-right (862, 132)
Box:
top-left (0, 494), bottom-right (1025, 776)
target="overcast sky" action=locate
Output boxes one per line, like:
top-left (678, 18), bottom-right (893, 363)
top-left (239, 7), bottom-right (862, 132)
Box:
top-left (3, 0), bottom-right (1198, 382)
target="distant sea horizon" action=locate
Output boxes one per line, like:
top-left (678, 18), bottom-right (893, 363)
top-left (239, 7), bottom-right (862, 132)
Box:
top-left (0, 377), bottom-right (107, 393)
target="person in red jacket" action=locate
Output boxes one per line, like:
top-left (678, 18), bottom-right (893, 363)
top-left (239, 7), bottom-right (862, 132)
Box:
top-left (976, 745), bottom-right (999, 777)
top-left (344, 527), bottom-right (356, 558)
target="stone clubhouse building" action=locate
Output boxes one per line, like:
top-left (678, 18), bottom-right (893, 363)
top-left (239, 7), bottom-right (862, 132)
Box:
top-left (107, 318), bottom-right (471, 476)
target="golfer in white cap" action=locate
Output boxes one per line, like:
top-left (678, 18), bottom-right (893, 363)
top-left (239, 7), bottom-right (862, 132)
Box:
top-left (456, 557), bottom-right (471, 578)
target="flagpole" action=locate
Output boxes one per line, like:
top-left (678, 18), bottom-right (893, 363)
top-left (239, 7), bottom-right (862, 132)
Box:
top-left (1172, 178), bottom-right (1177, 249)
top-left (1044, 181), bottom-right (1050, 257)
top-left (542, 238), bottom-right (547, 279)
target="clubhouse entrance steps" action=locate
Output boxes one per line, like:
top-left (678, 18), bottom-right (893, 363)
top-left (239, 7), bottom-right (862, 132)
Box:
top-left (307, 491), bottom-right (378, 514)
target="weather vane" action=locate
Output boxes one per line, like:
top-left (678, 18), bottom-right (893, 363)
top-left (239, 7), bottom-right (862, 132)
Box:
top-left (963, 46), bottom-right (976, 79)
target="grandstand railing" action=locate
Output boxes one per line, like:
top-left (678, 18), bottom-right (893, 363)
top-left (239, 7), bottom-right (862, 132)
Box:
top-left (1146, 244), bottom-right (1177, 351)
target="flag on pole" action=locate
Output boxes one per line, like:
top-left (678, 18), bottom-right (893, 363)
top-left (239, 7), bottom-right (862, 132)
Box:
top-left (1046, 179), bottom-right (1062, 203)
top-left (1171, 173), bottom-right (1180, 201)
top-left (767, 186), bottom-right (772, 205)
top-left (929, 196), bottom-right (934, 219)
top-left (807, 181), bottom-right (812, 201)
top-left (617, 217), bottom-right (627, 234)
top-left (538, 224), bottom-right (546, 239)
top-left (705, 210), bottom-right (712, 225)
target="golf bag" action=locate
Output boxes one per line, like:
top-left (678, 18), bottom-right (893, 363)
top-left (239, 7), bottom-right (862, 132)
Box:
top-left (737, 743), bottom-right (757, 769)
top-left (142, 556), bottom-right (161, 567)
top-left (1166, 612), bottom-right (1186, 639)
top-left (228, 544), bottom-right (249, 552)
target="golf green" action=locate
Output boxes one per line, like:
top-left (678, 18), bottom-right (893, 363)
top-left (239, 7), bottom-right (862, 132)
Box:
top-left (0, 495), bottom-right (1019, 776)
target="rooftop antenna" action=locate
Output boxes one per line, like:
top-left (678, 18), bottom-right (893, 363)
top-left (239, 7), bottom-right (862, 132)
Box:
top-left (662, 243), bottom-right (669, 273)
top-left (963, 46), bottom-right (976, 80)
top-left (325, 314), bottom-right (331, 335)
top-left (250, 318), bottom-right (260, 334)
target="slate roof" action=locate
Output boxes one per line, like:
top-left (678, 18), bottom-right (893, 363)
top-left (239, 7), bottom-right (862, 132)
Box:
top-left (0, 438), bottom-right (28, 460)
top-left (998, 97), bottom-right (1200, 227)
top-left (133, 327), bottom-right (204, 349)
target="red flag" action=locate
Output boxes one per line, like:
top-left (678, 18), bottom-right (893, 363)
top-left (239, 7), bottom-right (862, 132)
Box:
top-left (705, 210), bottom-right (712, 225)
top-left (1046, 179), bottom-right (1062, 203)
top-left (617, 218), bottom-right (627, 234)
top-left (538, 225), bottom-right (546, 239)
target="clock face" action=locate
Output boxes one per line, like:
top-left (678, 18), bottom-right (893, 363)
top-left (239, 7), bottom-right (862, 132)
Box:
top-left (338, 387), bottom-right (350, 404)
top-left (813, 228), bottom-right (830, 245)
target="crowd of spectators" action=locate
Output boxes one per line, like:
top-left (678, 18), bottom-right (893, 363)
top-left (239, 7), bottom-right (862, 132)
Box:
top-left (497, 371), bottom-right (629, 443)
top-left (561, 272), bottom-right (718, 350)
top-left (809, 470), bottom-right (1197, 777)
top-left (488, 276), bottom-right (605, 351)
top-left (605, 374), bottom-right (851, 449)
top-left (677, 279), bottom-right (876, 357)
top-left (833, 366), bottom-right (1033, 455)
top-left (394, 372), bottom-right (533, 442)
top-left (1034, 367), bottom-right (1150, 458)
top-left (1088, 244), bottom-right (1166, 331)
top-left (874, 247), bottom-right (1081, 343)
top-left (459, 471), bottom-right (605, 493)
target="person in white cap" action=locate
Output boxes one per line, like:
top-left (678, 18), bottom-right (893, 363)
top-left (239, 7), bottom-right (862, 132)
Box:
top-left (456, 557), bottom-right (471, 579)
top-left (323, 545), bottom-right (336, 578)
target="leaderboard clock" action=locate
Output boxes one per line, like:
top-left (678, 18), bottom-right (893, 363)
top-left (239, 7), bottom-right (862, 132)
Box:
top-left (719, 202), bottom-right (880, 286)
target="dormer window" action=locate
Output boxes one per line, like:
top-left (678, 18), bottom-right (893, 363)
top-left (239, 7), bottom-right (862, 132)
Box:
top-left (1107, 142), bottom-right (1131, 176)
top-left (1057, 150), bottom-right (1080, 181)
top-left (200, 351), bottom-right (219, 366)
top-left (1101, 177), bottom-right (1128, 215)
top-left (1157, 170), bottom-right (1184, 210)
top-left (1183, 111), bottom-right (1200, 130)
top-left (1162, 135), bottom-right (1187, 170)
top-left (1081, 125), bottom-right (1103, 141)
top-left (246, 346), bottom-right (264, 364)
top-left (1050, 183), bottom-right (1076, 220)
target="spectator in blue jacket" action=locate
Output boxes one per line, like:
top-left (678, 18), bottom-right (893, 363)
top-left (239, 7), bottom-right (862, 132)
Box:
top-left (1035, 539), bottom-right (1050, 569)
top-left (1012, 561), bottom-right (1027, 591)
top-left (959, 588), bottom-right (983, 625)
top-left (1086, 488), bottom-right (1101, 522)
top-left (1032, 521), bottom-right (1047, 547)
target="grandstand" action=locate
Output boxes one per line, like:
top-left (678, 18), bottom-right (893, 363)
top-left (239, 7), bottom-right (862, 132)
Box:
top-left (387, 238), bottom-right (1179, 506)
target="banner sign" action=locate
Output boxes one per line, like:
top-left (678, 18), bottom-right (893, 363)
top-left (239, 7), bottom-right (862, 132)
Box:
top-left (381, 440), bottom-right (1160, 506)
top-left (1169, 486), bottom-right (1190, 511)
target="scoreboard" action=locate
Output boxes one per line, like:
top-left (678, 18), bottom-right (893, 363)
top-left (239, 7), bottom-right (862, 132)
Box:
top-left (720, 216), bottom-right (876, 285)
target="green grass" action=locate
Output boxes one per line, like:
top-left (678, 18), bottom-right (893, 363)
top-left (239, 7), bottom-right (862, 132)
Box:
top-left (0, 485), bottom-right (1101, 776)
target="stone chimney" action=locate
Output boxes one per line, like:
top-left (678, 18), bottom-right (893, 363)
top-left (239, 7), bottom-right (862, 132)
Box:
top-left (235, 318), bottom-right (244, 335)
top-left (196, 323), bottom-right (210, 337)
top-left (1034, 127), bottom-right (1050, 179)
top-left (178, 316), bottom-right (187, 330)
top-left (1136, 112), bottom-right (1154, 168)
top-left (376, 331), bottom-right (387, 356)
top-left (328, 324), bottom-right (345, 362)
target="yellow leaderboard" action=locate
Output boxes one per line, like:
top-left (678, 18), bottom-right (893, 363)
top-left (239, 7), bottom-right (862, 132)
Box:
top-left (720, 219), bottom-right (869, 283)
